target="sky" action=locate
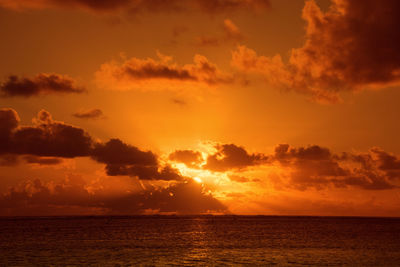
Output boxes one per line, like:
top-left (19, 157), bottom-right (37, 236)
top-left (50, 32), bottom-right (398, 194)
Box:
top-left (1, 0), bottom-right (400, 216)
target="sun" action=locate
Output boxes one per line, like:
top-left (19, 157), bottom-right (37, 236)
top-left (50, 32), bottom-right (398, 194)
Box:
top-left (193, 177), bottom-right (203, 183)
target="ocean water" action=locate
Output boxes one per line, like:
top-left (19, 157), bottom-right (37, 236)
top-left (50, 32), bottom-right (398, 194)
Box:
top-left (1, 216), bottom-right (400, 266)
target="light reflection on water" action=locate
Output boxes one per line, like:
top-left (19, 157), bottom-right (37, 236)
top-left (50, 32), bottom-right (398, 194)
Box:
top-left (1, 216), bottom-right (400, 266)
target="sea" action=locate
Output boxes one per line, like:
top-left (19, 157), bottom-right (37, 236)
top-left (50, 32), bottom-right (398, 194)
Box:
top-left (1, 216), bottom-right (400, 266)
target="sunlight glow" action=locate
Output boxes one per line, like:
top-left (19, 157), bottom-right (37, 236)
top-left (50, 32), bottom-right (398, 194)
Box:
top-left (193, 177), bottom-right (203, 183)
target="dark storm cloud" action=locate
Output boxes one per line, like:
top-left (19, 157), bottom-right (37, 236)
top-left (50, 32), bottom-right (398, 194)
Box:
top-left (0, 0), bottom-right (270, 15)
top-left (0, 108), bottom-right (183, 181)
top-left (0, 178), bottom-right (227, 216)
top-left (232, 0), bottom-right (400, 103)
top-left (72, 109), bottom-right (104, 119)
top-left (204, 143), bottom-right (267, 172)
top-left (169, 150), bottom-right (203, 168)
top-left (0, 74), bottom-right (85, 98)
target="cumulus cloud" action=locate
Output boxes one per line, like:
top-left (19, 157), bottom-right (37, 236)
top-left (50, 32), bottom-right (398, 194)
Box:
top-left (72, 108), bottom-right (104, 119)
top-left (169, 150), bottom-right (203, 168)
top-left (91, 139), bottom-right (182, 181)
top-left (204, 143), bottom-right (267, 172)
top-left (96, 52), bottom-right (233, 91)
top-left (0, 0), bottom-right (270, 15)
top-left (0, 74), bottom-right (84, 98)
top-left (0, 108), bottom-right (183, 181)
top-left (0, 108), bottom-right (19, 153)
top-left (0, 178), bottom-right (227, 216)
top-left (271, 144), bottom-right (400, 190)
top-left (232, 0), bottom-right (400, 103)
top-left (0, 109), bottom-right (93, 157)
top-left (92, 139), bottom-right (157, 166)
top-left (174, 141), bottom-right (400, 191)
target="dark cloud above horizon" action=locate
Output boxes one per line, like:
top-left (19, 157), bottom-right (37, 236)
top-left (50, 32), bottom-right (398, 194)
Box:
top-left (232, 0), bottom-right (400, 103)
top-left (0, 108), bottom-right (183, 181)
top-left (169, 150), bottom-right (203, 168)
top-left (0, 0), bottom-right (270, 15)
top-left (271, 144), bottom-right (400, 191)
top-left (0, 108), bottom-right (93, 158)
top-left (2, 108), bottom-right (400, 190)
top-left (0, 74), bottom-right (85, 98)
top-left (92, 139), bottom-right (183, 181)
top-left (0, 178), bottom-right (227, 216)
top-left (204, 143), bottom-right (267, 172)
top-left (169, 141), bottom-right (400, 190)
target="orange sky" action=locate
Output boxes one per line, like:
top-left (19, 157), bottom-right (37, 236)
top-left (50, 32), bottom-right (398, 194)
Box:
top-left (1, 0), bottom-right (400, 216)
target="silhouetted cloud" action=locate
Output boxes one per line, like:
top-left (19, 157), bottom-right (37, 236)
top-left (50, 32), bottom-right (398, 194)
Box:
top-left (169, 150), bottom-right (203, 168)
top-left (0, 178), bottom-right (227, 216)
top-left (0, 0), bottom-right (270, 15)
top-left (0, 74), bottom-right (84, 98)
top-left (3, 108), bottom-right (400, 189)
top-left (96, 52), bottom-right (233, 91)
top-left (92, 139), bottom-right (157, 166)
top-left (232, 0), bottom-right (400, 103)
top-left (91, 139), bottom-right (182, 180)
top-left (72, 108), bottom-right (104, 119)
top-left (0, 108), bottom-right (183, 181)
top-left (204, 143), bottom-right (267, 172)
top-left (0, 109), bottom-right (93, 157)
top-left (0, 108), bottom-right (19, 153)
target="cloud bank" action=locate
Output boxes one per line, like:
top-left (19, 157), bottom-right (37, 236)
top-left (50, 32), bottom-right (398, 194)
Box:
top-left (0, 177), bottom-right (227, 216)
top-left (232, 0), bottom-right (400, 103)
top-left (0, 108), bottom-right (182, 181)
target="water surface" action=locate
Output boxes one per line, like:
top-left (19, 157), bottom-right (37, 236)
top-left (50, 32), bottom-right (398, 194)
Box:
top-left (1, 216), bottom-right (399, 266)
